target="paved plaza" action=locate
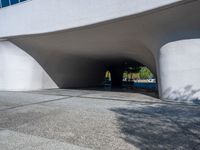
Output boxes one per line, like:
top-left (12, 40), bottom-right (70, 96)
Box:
top-left (0, 89), bottom-right (200, 150)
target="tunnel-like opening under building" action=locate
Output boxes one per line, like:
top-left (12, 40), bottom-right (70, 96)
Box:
top-left (1, 0), bottom-right (200, 102)
top-left (103, 61), bottom-right (157, 93)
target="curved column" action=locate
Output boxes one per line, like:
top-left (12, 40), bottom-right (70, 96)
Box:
top-left (0, 41), bottom-right (58, 91)
top-left (159, 39), bottom-right (200, 102)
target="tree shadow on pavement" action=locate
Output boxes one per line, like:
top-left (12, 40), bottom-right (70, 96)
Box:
top-left (110, 104), bottom-right (200, 150)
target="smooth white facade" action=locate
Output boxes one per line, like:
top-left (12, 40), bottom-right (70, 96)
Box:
top-left (159, 39), bottom-right (200, 101)
top-left (0, 41), bottom-right (58, 91)
top-left (0, 0), bottom-right (200, 101)
top-left (0, 0), bottom-right (181, 37)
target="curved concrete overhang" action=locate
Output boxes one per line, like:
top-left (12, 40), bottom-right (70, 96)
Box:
top-left (7, 0), bottom-right (200, 72)
top-left (0, 0), bottom-right (182, 38)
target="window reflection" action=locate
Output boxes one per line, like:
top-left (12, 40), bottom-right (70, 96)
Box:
top-left (0, 0), bottom-right (28, 8)
top-left (10, 0), bottom-right (18, 5)
top-left (2, 0), bottom-right (9, 7)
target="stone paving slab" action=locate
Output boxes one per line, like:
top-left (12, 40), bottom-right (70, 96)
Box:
top-left (0, 91), bottom-right (67, 111)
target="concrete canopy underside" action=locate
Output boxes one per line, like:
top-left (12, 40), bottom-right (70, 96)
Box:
top-left (0, 0), bottom-right (200, 101)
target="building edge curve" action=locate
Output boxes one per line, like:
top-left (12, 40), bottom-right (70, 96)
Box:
top-left (159, 39), bottom-right (200, 102)
top-left (0, 41), bottom-right (58, 91)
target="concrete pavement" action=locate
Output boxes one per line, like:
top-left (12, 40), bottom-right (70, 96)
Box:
top-left (0, 89), bottom-right (200, 150)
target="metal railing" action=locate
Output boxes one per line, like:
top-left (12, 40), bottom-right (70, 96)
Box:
top-left (0, 0), bottom-right (28, 8)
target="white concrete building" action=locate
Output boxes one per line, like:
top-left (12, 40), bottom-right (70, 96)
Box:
top-left (0, 0), bottom-right (200, 101)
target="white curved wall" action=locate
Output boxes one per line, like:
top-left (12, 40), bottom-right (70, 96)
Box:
top-left (0, 41), bottom-right (58, 91)
top-left (0, 0), bottom-right (180, 38)
top-left (159, 39), bottom-right (200, 102)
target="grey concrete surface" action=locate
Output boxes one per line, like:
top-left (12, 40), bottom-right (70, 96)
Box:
top-left (0, 89), bottom-right (200, 150)
top-left (0, 91), bottom-right (66, 110)
top-left (0, 130), bottom-right (91, 150)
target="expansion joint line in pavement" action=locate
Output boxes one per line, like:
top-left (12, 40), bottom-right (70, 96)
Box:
top-left (23, 91), bottom-right (200, 107)
top-left (76, 95), bottom-right (200, 107)
top-left (16, 91), bottom-right (200, 107)
top-left (0, 96), bottom-right (72, 112)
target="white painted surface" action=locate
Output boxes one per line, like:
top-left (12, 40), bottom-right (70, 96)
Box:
top-left (0, 41), bottom-right (106, 90)
top-left (0, 0), bottom-right (180, 38)
top-left (0, 41), bottom-right (58, 91)
top-left (159, 39), bottom-right (200, 101)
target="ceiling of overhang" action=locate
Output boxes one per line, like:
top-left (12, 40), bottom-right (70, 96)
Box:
top-left (10, 0), bottom-right (200, 72)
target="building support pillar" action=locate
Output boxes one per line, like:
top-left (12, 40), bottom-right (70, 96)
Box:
top-left (158, 39), bottom-right (200, 102)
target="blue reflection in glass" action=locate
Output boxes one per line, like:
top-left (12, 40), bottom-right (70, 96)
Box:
top-left (2, 0), bottom-right (9, 7)
top-left (10, 0), bottom-right (19, 5)
top-left (0, 0), bottom-right (29, 8)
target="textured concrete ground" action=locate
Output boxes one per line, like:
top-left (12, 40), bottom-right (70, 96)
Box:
top-left (0, 89), bottom-right (200, 150)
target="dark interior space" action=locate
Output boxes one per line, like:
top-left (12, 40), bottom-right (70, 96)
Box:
top-left (103, 61), bottom-right (157, 95)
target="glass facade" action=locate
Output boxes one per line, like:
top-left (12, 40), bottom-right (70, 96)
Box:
top-left (0, 0), bottom-right (28, 8)
top-left (1, 0), bottom-right (9, 8)
top-left (10, 0), bottom-right (19, 5)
